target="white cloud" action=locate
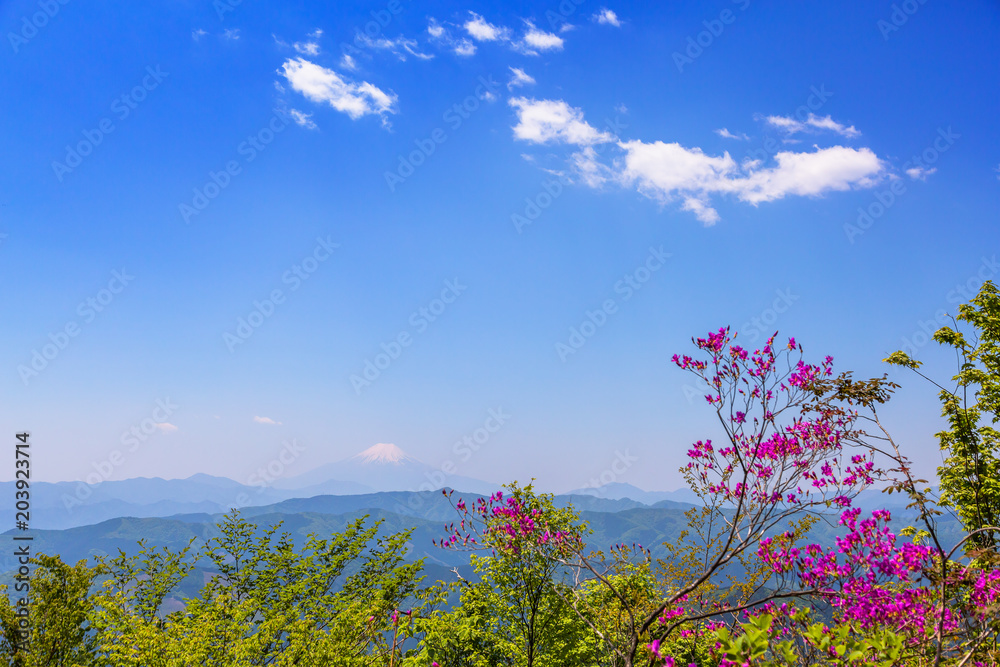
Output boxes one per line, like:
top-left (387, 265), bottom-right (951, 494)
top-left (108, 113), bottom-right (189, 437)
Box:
top-left (509, 99), bottom-right (884, 224)
top-left (289, 109), bottom-right (317, 130)
top-left (906, 166), bottom-right (937, 180)
top-left (521, 22), bottom-right (564, 52)
top-left (464, 12), bottom-right (509, 41)
top-left (764, 113), bottom-right (860, 138)
top-left (280, 58), bottom-right (397, 124)
top-left (728, 145), bottom-right (883, 204)
top-left (616, 140), bottom-right (884, 223)
top-left (223, 28), bottom-right (240, 40)
top-left (155, 423), bottom-right (178, 432)
top-left (716, 127), bottom-right (749, 140)
top-left (454, 39), bottom-right (476, 56)
top-left (294, 40), bottom-right (320, 56)
top-left (427, 19), bottom-right (445, 38)
top-left (618, 140), bottom-right (737, 205)
top-left (509, 97), bottom-right (615, 146)
top-left (192, 28), bottom-right (207, 41)
top-left (355, 33), bottom-right (433, 61)
top-left (995, 164), bottom-right (1000, 180)
top-left (340, 53), bottom-right (357, 70)
top-left (594, 8), bottom-right (622, 27)
top-left (254, 416), bottom-right (282, 425)
top-left (572, 146), bottom-right (612, 187)
top-left (507, 67), bottom-right (536, 90)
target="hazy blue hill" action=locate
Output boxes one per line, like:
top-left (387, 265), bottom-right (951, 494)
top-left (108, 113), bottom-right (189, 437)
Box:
top-left (1, 488), bottom-right (966, 589)
top-left (0, 475), bottom-right (290, 530)
top-left (554, 494), bottom-right (649, 513)
top-left (233, 490), bottom-right (467, 523)
top-left (565, 482), bottom-right (700, 506)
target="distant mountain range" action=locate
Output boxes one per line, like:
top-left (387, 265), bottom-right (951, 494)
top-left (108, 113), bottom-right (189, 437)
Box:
top-left (1, 487), bottom-right (961, 608)
top-left (563, 482), bottom-right (702, 506)
top-left (7, 443), bottom-right (699, 530)
top-left (272, 442), bottom-right (497, 496)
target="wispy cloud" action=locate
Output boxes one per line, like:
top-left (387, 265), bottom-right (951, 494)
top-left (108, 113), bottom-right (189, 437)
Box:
top-left (294, 41), bottom-right (320, 55)
top-left (289, 109), bottom-right (317, 130)
top-left (280, 58), bottom-right (397, 126)
top-left (253, 416), bottom-right (282, 425)
top-left (155, 422), bottom-right (178, 432)
top-left (905, 166), bottom-right (936, 180)
top-left (763, 113), bottom-right (860, 138)
top-left (519, 21), bottom-right (564, 53)
top-left (716, 128), bottom-right (749, 140)
top-left (191, 28), bottom-right (207, 41)
top-left (507, 67), bottom-right (536, 90)
top-left (594, 8), bottom-right (622, 27)
top-left (223, 28), bottom-right (240, 41)
top-left (355, 33), bottom-right (433, 61)
top-left (427, 17), bottom-right (478, 56)
top-left (464, 12), bottom-right (511, 41)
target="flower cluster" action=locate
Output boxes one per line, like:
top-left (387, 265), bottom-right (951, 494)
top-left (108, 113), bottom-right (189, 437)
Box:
top-left (436, 489), bottom-right (579, 556)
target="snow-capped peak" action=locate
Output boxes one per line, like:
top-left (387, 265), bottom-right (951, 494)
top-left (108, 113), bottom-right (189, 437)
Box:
top-left (351, 442), bottom-right (410, 465)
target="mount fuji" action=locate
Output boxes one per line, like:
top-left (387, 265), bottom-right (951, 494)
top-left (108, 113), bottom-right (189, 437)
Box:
top-left (271, 443), bottom-right (497, 495)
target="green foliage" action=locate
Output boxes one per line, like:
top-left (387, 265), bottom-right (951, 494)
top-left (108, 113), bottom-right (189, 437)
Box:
top-left (886, 280), bottom-right (1000, 550)
top-left (413, 483), bottom-right (599, 667)
top-left (0, 555), bottom-right (100, 667)
top-left (710, 609), bottom-right (916, 666)
top-left (89, 510), bottom-right (430, 666)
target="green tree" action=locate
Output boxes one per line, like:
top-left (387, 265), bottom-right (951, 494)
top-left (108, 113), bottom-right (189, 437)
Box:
top-left (885, 279), bottom-right (1000, 551)
top-left (425, 483), bottom-right (599, 667)
top-left (0, 554), bottom-right (100, 667)
top-left (87, 510), bottom-right (430, 666)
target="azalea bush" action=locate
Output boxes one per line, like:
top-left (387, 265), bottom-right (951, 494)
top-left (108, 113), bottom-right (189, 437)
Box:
top-left (437, 316), bottom-right (1000, 666)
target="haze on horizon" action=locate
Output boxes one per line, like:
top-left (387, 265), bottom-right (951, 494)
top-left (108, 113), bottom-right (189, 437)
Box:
top-left (1, 0), bottom-right (997, 494)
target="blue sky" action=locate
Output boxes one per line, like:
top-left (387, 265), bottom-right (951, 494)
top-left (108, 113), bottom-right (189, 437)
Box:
top-left (1, 0), bottom-right (998, 493)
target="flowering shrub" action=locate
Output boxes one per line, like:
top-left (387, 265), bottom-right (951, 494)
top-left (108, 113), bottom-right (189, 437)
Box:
top-left (437, 326), bottom-right (1000, 666)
